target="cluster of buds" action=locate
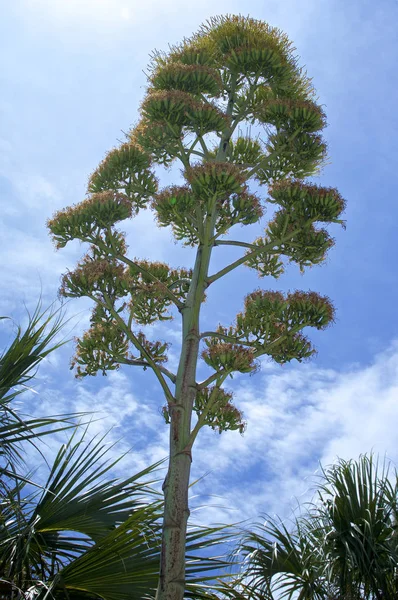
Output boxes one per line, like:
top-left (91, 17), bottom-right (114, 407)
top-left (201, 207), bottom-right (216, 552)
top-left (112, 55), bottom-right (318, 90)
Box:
top-left (239, 289), bottom-right (334, 333)
top-left (259, 131), bottom-right (327, 182)
top-left (194, 386), bottom-right (246, 434)
top-left (59, 254), bottom-right (129, 299)
top-left (255, 98), bottom-right (326, 133)
top-left (202, 334), bottom-right (257, 374)
top-left (128, 261), bottom-right (191, 324)
top-left (216, 190), bottom-right (264, 231)
top-left (191, 15), bottom-right (304, 92)
top-left (153, 183), bottom-right (263, 244)
top-left (268, 179), bottom-right (346, 224)
top-left (185, 162), bottom-right (246, 198)
top-left (47, 192), bottom-right (133, 248)
top-left (71, 305), bottom-right (129, 378)
top-left (150, 63), bottom-right (222, 97)
top-left (152, 186), bottom-right (200, 245)
top-left (222, 137), bottom-right (264, 168)
top-left (141, 90), bottom-right (228, 135)
top-left (130, 332), bottom-right (169, 365)
top-left (230, 289), bottom-right (334, 363)
top-left (87, 142), bottom-right (157, 204)
top-left (130, 119), bottom-right (182, 167)
top-left (266, 210), bottom-right (334, 270)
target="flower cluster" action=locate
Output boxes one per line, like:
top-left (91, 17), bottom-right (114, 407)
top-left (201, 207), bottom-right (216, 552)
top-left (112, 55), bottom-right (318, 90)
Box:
top-left (194, 386), bottom-right (246, 434)
top-left (255, 98), bottom-right (326, 133)
top-left (151, 63), bottom-right (222, 97)
top-left (130, 331), bottom-right (169, 365)
top-left (202, 331), bottom-right (257, 374)
top-left (152, 186), bottom-right (200, 245)
top-left (239, 289), bottom-right (334, 333)
top-left (217, 190), bottom-right (264, 231)
top-left (229, 289), bottom-right (334, 363)
top-left (130, 119), bottom-right (182, 166)
top-left (258, 131), bottom-right (328, 182)
top-left (59, 254), bottom-right (129, 299)
top-left (70, 305), bottom-right (129, 378)
top-left (141, 90), bottom-right (229, 135)
top-left (88, 142), bottom-right (157, 204)
top-left (128, 261), bottom-right (192, 324)
top-left (186, 15), bottom-right (310, 95)
top-left (223, 137), bottom-right (264, 167)
top-left (152, 178), bottom-right (262, 244)
top-left (185, 162), bottom-right (246, 198)
top-left (266, 210), bottom-right (334, 269)
top-left (48, 192), bottom-right (133, 248)
top-left (268, 179), bottom-right (346, 223)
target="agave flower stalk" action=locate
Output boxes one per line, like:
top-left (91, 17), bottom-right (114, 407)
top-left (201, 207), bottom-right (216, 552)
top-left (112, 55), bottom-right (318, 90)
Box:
top-left (48, 15), bottom-right (345, 600)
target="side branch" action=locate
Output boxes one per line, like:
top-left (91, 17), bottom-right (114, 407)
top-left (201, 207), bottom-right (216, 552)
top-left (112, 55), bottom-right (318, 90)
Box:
top-left (207, 226), bottom-right (304, 285)
top-left (214, 240), bottom-right (261, 251)
top-left (119, 357), bottom-right (177, 384)
top-left (200, 331), bottom-right (256, 347)
top-left (186, 372), bottom-right (229, 448)
top-left (100, 292), bottom-right (175, 403)
top-left (198, 323), bottom-right (313, 389)
top-left (245, 127), bottom-right (303, 180)
top-left (94, 234), bottom-right (185, 310)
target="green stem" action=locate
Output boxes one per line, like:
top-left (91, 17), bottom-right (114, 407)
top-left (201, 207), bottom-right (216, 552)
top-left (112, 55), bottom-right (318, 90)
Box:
top-left (200, 331), bottom-right (256, 346)
top-left (207, 226), bottom-right (304, 285)
top-left (119, 357), bottom-right (177, 384)
top-left (214, 239), bottom-right (261, 251)
top-left (187, 372), bottom-right (229, 448)
top-left (157, 75), bottom-right (239, 600)
top-left (100, 292), bottom-right (175, 404)
top-left (199, 323), bottom-right (313, 389)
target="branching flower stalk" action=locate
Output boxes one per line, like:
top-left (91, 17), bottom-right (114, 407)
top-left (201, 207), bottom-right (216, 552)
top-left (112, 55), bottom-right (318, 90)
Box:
top-left (47, 15), bottom-right (346, 600)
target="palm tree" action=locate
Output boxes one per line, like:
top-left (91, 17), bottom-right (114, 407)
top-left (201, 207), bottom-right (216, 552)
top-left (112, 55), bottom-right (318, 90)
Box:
top-left (0, 302), bottom-right (233, 600)
top-left (224, 455), bottom-right (398, 600)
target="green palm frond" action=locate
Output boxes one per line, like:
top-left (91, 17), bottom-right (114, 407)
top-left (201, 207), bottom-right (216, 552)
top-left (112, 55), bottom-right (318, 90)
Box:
top-left (0, 424), bottom-right (236, 600)
top-left (50, 516), bottom-right (236, 600)
top-left (230, 455), bottom-right (398, 600)
top-left (32, 427), bottom-right (162, 541)
top-left (0, 300), bottom-right (66, 403)
top-left (315, 455), bottom-right (398, 599)
top-left (0, 427), bottom-right (163, 582)
top-left (237, 516), bottom-right (326, 600)
top-left (0, 300), bottom-right (78, 468)
top-left (53, 505), bottom-right (162, 600)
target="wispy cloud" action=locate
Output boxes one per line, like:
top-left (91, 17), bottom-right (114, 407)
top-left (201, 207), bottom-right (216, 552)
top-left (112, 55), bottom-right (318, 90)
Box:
top-left (19, 340), bottom-right (398, 525)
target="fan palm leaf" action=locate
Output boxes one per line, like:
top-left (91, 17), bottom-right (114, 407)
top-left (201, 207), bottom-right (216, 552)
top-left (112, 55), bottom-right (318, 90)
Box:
top-left (0, 300), bottom-right (79, 470)
top-left (228, 455), bottom-right (398, 600)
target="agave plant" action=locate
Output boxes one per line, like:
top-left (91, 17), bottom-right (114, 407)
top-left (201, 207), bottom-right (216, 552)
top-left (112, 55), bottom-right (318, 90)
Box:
top-left (222, 455), bottom-right (398, 600)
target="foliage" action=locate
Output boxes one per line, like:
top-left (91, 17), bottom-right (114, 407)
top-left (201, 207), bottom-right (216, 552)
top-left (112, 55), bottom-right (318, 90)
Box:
top-left (225, 455), bottom-right (398, 600)
top-left (0, 301), bottom-right (78, 474)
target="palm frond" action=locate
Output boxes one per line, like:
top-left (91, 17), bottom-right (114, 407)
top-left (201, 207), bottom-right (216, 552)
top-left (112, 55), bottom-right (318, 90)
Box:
top-left (0, 300), bottom-right (77, 467)
top-left (231, 454), bottom-right (398, 600)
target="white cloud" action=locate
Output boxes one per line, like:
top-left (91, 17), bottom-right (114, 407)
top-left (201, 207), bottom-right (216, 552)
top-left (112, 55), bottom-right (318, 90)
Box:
top-left (188, 343), bottom-right (398, 522)
top-left (18, 340), bottom-right (398, 526)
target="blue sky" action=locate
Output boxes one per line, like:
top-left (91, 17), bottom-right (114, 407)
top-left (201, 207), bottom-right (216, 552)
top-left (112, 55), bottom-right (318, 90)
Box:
top-left (1, 0), bottom-right (398, 523)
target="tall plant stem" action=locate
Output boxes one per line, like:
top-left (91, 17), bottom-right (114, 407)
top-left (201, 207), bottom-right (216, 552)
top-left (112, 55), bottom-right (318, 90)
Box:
top-left (156, 73), bottom-right (239, 600)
